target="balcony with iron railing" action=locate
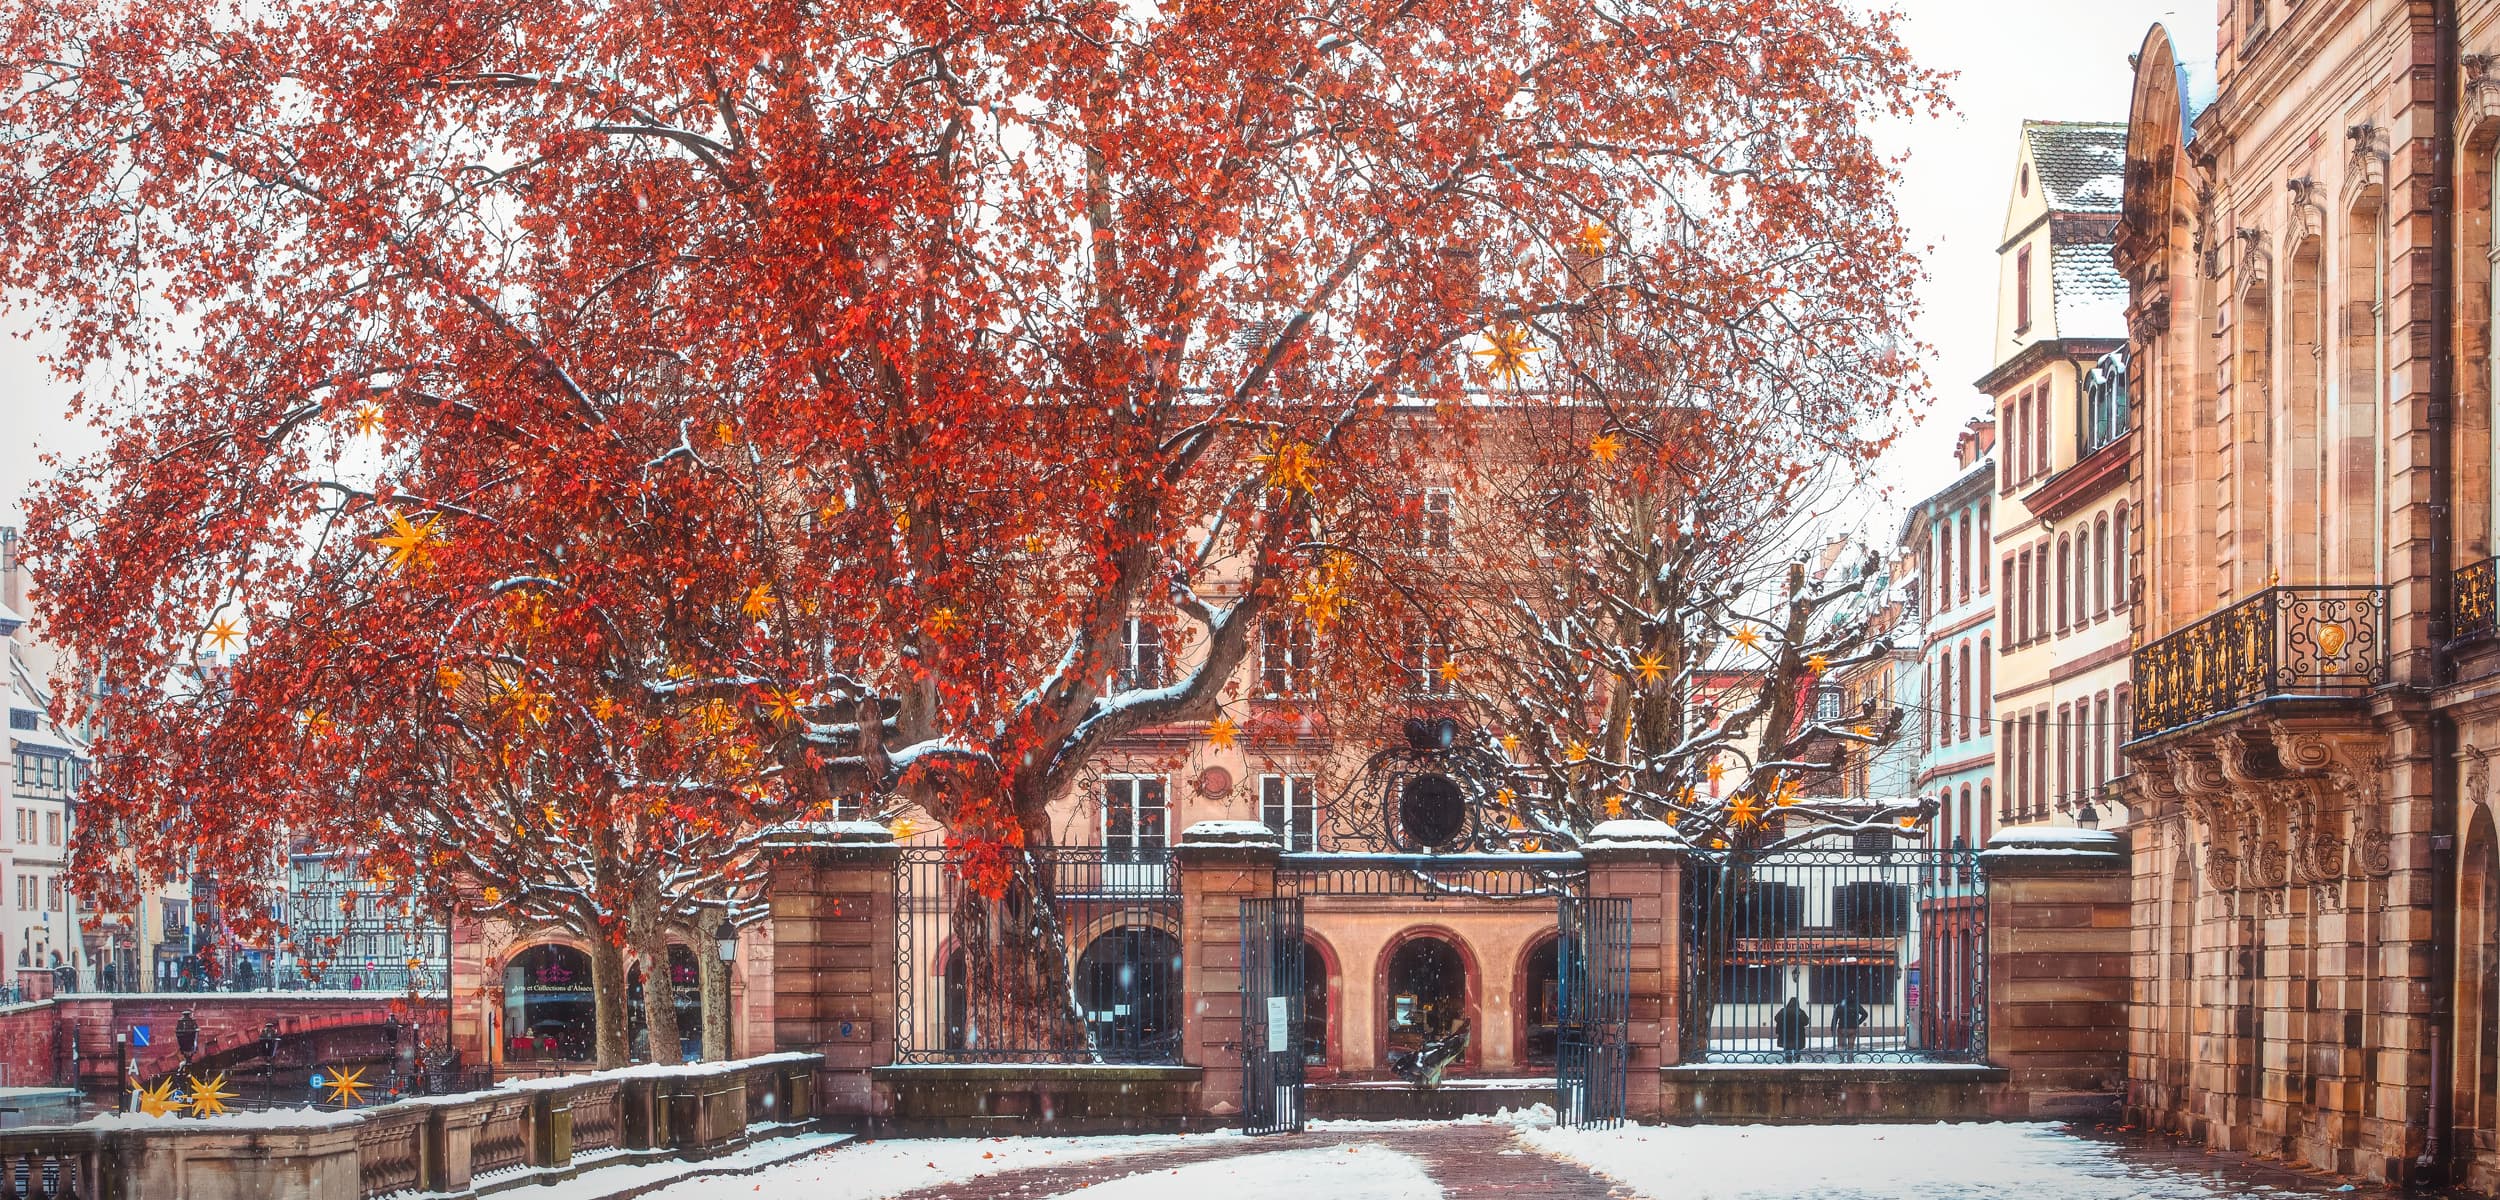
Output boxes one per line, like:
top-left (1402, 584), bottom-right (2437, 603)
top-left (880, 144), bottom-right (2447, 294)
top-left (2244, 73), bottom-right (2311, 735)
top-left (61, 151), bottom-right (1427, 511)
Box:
top-left (2130, 585), bottom-right (2390, 741)
top-left (2453, 555), bottom-right (2498, 646)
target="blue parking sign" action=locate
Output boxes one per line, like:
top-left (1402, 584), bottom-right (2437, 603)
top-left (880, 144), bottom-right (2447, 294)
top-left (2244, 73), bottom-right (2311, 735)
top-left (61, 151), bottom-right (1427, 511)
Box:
top-left (130, 1025), bottom-right (150, 1048)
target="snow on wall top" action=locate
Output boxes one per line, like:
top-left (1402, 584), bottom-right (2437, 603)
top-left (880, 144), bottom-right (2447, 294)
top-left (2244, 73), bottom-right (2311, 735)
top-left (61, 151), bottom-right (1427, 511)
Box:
top-left (2023, 122), bottom-right (2127, 215)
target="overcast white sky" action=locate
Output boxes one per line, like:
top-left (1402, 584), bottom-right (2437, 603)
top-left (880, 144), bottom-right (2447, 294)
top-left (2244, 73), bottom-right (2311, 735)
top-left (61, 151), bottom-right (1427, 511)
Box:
top-left (0, 1), bottom-right (2196, 529)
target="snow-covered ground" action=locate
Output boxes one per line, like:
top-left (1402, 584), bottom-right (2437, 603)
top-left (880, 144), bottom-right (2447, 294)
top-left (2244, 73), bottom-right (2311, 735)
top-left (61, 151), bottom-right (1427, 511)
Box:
top-left (623, 1119), bottom-right (2365, 1200)
top-left (633, 1130), bottom-right (1237, 1200)
top-left (1521, 1121), bottom-right (2343, 1199)
top-left (1042, 1144), bottom-right (1440, 1200)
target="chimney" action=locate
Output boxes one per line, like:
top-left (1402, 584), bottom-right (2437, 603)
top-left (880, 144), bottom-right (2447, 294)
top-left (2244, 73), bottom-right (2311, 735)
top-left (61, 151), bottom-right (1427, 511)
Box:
top-left (1954, 418), bottom-right (1999, 470)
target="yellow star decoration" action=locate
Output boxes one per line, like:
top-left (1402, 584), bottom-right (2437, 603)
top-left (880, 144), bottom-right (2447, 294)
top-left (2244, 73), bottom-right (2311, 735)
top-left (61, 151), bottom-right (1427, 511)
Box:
top-left (1205, 715), bottom-right (1240, 751)
top-left (1731, 625), bottom-right (1762, 650)
top-left (1774, 778), bottom-right (1802, 807)
top-left (1436, 659), bottom-right (1461, 685)
top-left (591, 696), bottom-right (617, 721)
top-left (1807, 653), bottom-right (1829, 675)
top-left (1726, 794), bottom-right (1766, 829)
top-left (374, 509), bottom-right (442, 573)
top-left (302, 708), bottom-right (335, 738)
top-left (929, 607), bottom-right (961, 637)
top-left (1897, 816), bottom-right (1918, 829)
top-left (1254, 437), bottom-right (1320, 495)
top-left (187, 1073), bottom-right (236, 1117)
top-left (1589, 432), bottom-right (1624, 464)
top-left (1565, 739), bottom-right (1588, 763)
top-left (1634, 652), bottom-right (1665, 687)
top-left (324, 1065), bottom-right (370, 1107)
top-left (481, 885), bottom-right (502, 904)
top-left (1508, 813), bottom-right (1526, 831)
top-left (350, 402), bottom-right (386, 438)
top-left (436, 665), bottom-right (465, 691)
top-left (1605, 795), bottom-right (1625, 819)
top-left (889, 816), bottom-right (916, 838)
top-left (134, 1077), bottom-right (180, 1118)
top-left (204, 617), bottom-right (244, 654)
top-left (1473, 322), bottom-right (1541, 388)
top-left (1500, 733), bottom-right (1520, 755)
top-left (760, 688), bottom-right (805, 725)
top-left (1705, 759), bottom-right (1727, 785)
top-left (1572, 221), bottom-right (1610, 257)
top-left (1852, 723), bottom-right (1872, 738)
top-left (1496, 786), bottom-right (1517, 806)
top-left (1024, 534), bottom-right (1047, 554)
top-left (742, 583), bottom-right (775, 618)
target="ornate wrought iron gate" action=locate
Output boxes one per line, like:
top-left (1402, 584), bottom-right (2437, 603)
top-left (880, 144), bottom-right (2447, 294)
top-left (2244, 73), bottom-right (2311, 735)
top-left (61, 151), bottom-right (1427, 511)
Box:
top-left (1240, 896), bottom-right (1307, 1135)
top-left (1555, 896), bottom-right (1631, 1129)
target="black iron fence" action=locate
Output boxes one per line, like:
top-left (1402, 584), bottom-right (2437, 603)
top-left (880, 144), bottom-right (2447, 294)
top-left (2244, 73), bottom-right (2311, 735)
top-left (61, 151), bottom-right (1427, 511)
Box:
top-left (1680, 844), bottom-right (1986, 1064)
top-left (895, 846), bottom-right (1183, 1064)
top-left (1275, 851), bottom-right (1585, 900)
top-left (2131, 584), bottom-right (2389, 739)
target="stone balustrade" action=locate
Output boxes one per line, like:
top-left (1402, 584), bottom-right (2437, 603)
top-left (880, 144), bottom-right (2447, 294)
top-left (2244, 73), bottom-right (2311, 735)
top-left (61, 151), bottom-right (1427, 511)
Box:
top-left (0, 1050), bottom-right (819, 1200)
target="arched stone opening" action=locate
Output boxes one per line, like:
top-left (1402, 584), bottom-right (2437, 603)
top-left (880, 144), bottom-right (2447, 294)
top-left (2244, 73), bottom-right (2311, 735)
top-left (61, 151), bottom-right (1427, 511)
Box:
top-left (504, 943), bottom-right (595, 1062)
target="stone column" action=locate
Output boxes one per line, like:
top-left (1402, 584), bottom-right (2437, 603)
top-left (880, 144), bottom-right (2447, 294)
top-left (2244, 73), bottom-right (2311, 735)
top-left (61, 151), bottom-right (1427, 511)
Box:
top-left (1582, 819), bottom-right (1687, 1121)
top-left (1175, 821), bottom-right (1283, 1122)
top-left (761, 821), bottom-right (899, 1125)
top-left (1981, 827), bottom-right (2131, 1119)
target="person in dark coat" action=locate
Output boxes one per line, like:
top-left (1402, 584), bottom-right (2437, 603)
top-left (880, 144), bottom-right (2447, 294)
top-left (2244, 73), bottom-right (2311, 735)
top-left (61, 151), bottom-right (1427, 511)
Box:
top-left (1772, 996), bottom-right (1811, 1063)
top-left (1833, 992), bottom-right (1872, 1059)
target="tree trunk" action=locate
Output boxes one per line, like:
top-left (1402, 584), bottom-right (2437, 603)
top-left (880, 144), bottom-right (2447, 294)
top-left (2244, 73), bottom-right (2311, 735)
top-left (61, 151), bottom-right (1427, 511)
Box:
top-left (587, 936), bottom-right (630, 1070)
top-left (637, 924), bottom-right (686, 1066)
top-left (698, 924), bottom-right (732, 1062)
top-left (953, 852), bottom-right (1086, 1056)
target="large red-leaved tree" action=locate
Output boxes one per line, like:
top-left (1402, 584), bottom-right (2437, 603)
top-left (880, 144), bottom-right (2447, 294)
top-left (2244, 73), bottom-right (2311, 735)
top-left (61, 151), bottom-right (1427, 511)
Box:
top-left (0, 0), bottom-right (1936, 1061)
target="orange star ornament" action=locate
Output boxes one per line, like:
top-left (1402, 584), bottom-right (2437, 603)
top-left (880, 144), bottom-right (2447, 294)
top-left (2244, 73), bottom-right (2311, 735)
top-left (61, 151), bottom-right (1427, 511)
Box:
top-left (1205, 715), bottom-right (1240, 751)
top-left (1473, 323), bottom-right (1540, 387)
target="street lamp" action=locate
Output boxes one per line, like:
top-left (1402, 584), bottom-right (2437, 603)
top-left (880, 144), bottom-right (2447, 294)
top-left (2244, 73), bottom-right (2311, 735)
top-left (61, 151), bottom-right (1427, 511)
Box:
top-left (713, 919), bottom-right (738, 965)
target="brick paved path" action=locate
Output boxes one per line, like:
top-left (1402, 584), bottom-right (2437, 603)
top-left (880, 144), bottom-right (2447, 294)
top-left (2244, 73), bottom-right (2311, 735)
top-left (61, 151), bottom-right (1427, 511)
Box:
top-left (878, 1124), bottom-right (1629, 1200)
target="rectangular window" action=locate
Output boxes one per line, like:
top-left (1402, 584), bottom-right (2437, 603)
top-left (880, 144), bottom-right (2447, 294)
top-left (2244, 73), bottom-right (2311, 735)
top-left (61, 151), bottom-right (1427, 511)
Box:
top-left (1408, 488), bottom-right (1456, 554)
top-left (1815, 685), bottom-right (1845, 723)
top-left (1260, 619), bottom-right (1313, 696)
top-left (45, 813), bottom-right (59, 846)
top-left (46, 877), bottom-right (62, 913)
top-left (2054, 707), bottom-right (2071, 812)
top-left (1119, 617), bottom-right (1167, 691)
top-left (1404, 624), bottom-right (1451, 696)
top-left (2015, 246), bottom-right (2032, 332)
top-left (7, 710), bottom-right (33, 732)
top-left (1261, 774), bottom-right (1319, 851)
top-left (1101, 776), bottom-right (1170, 860)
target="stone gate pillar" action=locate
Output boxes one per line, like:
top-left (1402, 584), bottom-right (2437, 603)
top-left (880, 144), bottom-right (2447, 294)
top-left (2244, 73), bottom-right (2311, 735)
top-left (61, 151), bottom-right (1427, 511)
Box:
top-left (1583, 819), bottom-right (1687, 1121)
top-left (1176, 821), bottom-right (1283, 1122)
top-left (761, 821), bottom-right (899, 1125)
top-left (1980, 826), bottom-right (2131, 1119)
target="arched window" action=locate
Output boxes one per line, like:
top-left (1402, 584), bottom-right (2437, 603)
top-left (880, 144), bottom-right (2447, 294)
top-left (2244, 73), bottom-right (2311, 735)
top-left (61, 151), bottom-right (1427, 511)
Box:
top-left (1936, 652), bottom-right (1953, 745)
top-left (1978, 636), bottom-right (1992, 725)
top-left (2112, 505), bottom-right (2130, 610)
top-left (1957, 512), bottom-right (1972, 604)
top-left (1979, 508), bottom-right (1992, 591)
top-left (2036, 541), bottom-right (2053, 638)
top-left (2017, 551), bottom-right (2033, 643)
top-left (2055, 536), bottom-right (2071, 631)
top-left (2093, 516), bottom-right (2111, 616)
top-left (1957, 642), bottom-right (1972, 741)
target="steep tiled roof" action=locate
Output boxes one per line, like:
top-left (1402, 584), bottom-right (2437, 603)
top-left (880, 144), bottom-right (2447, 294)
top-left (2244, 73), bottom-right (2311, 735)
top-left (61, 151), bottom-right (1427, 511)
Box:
top-left (2049, 223), bottom-right (2127, 340)
top-left (2024, 122), bottom-right (2127, 215)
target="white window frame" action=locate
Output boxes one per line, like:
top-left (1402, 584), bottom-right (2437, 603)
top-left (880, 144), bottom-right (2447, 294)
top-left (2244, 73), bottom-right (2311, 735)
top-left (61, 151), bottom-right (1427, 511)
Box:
top-left (1118, 616), bottom-right (1167, 691)
top-left (1101, 776), bottom-right (1170, 858)
top-left (1403, 623), bottom-right (1452, 697)
top-left (1261, 619), bottom-right (1313, 696)
top-left (1261, 774), bottom-right (1319, 851)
